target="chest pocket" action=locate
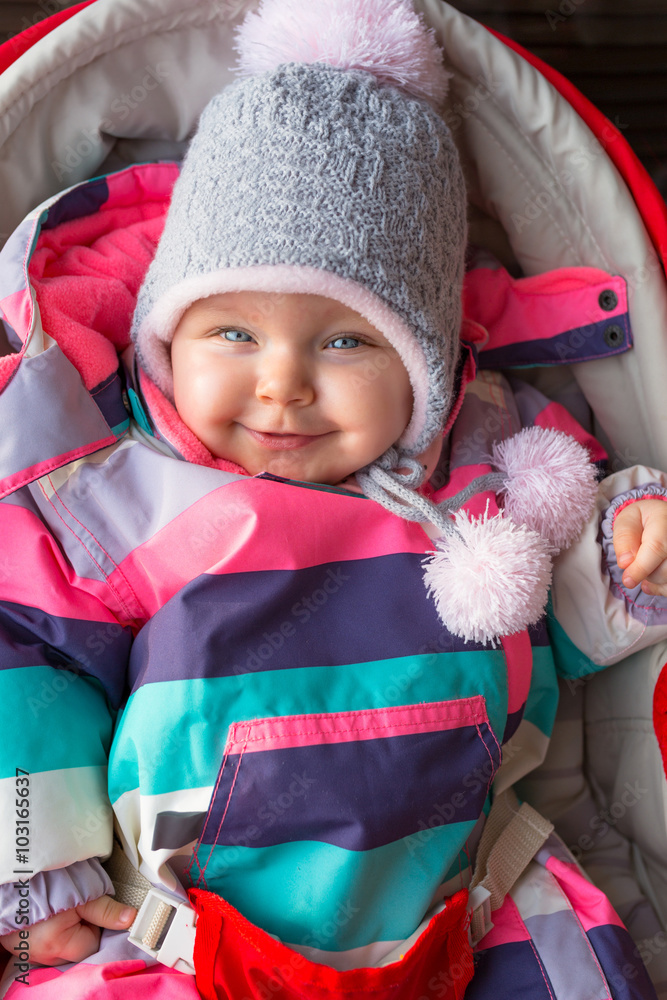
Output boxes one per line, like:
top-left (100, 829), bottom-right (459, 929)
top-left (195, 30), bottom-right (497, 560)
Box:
top-left (188, 696), bottom-right (501, 888)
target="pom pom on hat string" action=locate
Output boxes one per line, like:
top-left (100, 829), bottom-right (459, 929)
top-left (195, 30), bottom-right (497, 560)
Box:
top-left (233, 0), bottom-right (452, 106)
top-left (358, 452), bottom-right (552, 646)
top-left (423, 506), bottom-right (553, 648)
top-left (491, 425), bottom-right (599, 553)
top-left (360, 426), bottom-right (598, 646)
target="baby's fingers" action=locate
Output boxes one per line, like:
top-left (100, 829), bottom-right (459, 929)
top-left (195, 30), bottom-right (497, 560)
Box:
top-left (612, 503), bottom-right (644, 575)
top-left (77, 895), bottom-right (136, 931)
top-left (615, 499), bottom-right (667, 588)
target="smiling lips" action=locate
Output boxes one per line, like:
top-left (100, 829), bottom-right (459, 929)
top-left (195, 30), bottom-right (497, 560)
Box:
top-left (243, 427), bottom-right (330, 450)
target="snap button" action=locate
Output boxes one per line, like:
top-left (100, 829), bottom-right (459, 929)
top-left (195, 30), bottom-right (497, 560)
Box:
top-left (603, 324), bottom-right (624, 348)
top-left (598, 289), bottom-right (618, 311)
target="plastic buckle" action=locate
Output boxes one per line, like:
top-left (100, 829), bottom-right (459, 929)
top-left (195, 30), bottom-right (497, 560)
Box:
top-left (467, 885), bottom-right (493, 947)
top-left (128, 887), bottom-right (197, 975)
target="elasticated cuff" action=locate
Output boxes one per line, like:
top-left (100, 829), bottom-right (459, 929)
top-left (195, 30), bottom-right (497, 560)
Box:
top-left (0, 858), bottom-right (113, 935)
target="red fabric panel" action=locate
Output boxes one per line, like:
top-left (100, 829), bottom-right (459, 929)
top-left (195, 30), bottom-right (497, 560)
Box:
top-left (0, 1), bottom-right (97, 75)
top-left (189, 888), bottom-right (474, 1000)
top-left (486, 28), bottom-right (667, 277)
top-left (653, 661), bottom-right (667, 782)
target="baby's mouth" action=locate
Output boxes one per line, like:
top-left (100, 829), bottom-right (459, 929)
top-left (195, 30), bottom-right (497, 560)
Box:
top-left (243, 427), bottom-right (330, 450)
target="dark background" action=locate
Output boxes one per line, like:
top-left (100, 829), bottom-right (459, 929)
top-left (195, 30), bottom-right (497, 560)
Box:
top-left (1, 0), bottom-right (665, 198)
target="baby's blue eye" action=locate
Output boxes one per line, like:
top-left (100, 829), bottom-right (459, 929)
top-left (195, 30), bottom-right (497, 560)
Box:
top-left (329, 336), bottom-right (362, 350)
top-left (222, 329), bottom-right (253, 343)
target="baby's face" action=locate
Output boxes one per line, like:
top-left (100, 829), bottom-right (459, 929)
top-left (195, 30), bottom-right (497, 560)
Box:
top-left (170, 291), bottom-right (413, 485)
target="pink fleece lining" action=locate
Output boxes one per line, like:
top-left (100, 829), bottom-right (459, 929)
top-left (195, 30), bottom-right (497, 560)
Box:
top-left (29, 193), bottom-right (169, 389)
top-left (136, 265), bottom-right (430, 451)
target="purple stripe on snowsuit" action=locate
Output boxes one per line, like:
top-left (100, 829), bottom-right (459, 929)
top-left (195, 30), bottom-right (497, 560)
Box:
top-left (39, 177), bottom-right (110, 231)
top-left (479, 313), bottom-right (632, 369)
top-left (587, 924), bottom-right (658, 1000)
top-left (152, 811), bottom-right (205, 851)
top-left (0, 860), bottom-right (113, 935)
top-left (197, 725), bottom-right (500, 851)
top-left (128, 554), bottom-right (494, 690)
top-left (2, 318), bottom-right (21, 352)
top-left (502, 706), bottom-right (524, 743)
top-left (528, 619), bottom-right (549, 647)
top-left (601, 485), bottom-right (667, 627)
top-left (0, 599), bottom-right (131, 708)
top-left (465, 940), bottom-right (554, 998)
top-left (0, 344), bottom-right (114, 491)
top-left (90, 370), bottom-right (129, 430)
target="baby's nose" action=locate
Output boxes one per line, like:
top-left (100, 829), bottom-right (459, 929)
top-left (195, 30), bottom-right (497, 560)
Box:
top-left (255, 351), bottom-right (315, 405)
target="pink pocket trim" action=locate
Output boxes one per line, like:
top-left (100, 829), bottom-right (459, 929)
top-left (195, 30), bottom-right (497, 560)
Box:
top-left (225, 696), bottom-right (490, 754)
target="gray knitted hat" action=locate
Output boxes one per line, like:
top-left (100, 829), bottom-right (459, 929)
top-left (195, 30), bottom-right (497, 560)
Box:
top-left (131, 0), bottom-right (467, 467)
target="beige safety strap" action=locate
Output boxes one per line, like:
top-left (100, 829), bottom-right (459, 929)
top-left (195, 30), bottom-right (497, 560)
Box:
top-left (470, 787), bottom-right (554, 911)
top-left (103, 790), bottom-right (554, 951)
top-left (104, 840), bottom-right (173, 950)
top-left (104, 838), bottom-right (154, 909)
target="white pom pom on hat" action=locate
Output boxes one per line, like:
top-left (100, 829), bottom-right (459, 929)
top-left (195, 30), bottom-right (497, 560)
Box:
top-left (420, 426), bottom-right (598, 645)
top-left (234, 0), bottom-right (451, 106)
top-left (491, 426), bottom-right (599, 552)
top-left (423, 506), bottom-right (552, 647)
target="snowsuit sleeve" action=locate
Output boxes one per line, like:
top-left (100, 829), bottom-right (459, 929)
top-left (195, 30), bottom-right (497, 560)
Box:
top-left (0, 493), bottom-right (132, 929)
top-left (550, 464), bottom-right (667, 672)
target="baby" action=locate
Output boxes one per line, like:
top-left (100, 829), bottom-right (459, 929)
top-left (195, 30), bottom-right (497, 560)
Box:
top-left (4, 297), bottom-right (667, 974)
top-left (1, 0), bottom-right (667, 995)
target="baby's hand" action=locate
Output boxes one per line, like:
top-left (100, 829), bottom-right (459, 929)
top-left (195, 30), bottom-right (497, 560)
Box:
top-left (0, 896), bottom-right (135, 966)
top-left (613, 498), bottom-right (667, 596)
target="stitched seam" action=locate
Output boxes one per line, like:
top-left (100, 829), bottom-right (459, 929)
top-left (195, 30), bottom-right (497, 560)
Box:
top-left (476, 723), bottom-right (498, 798)
top-left (526, 937), bottom-right (556, 1000)
top-left (45, 474), bottom-right (146, 621)
top-left (0, 5), bottom-right (227, 135)
top-left (469, 74), bottom-right (611, 269)
top-left (230, 712), bottom-right (488, 749)
top-left (548, 873), bottom-right (613, 998)
top-left (189, 759), bottom-right (229, 877)
top-left (197, 729), bottom-right (249, 886)
top-left (1, 437), bottom-right (117, 500)
top-left (38, 479), bottom-right (136, 623)
top-left (484, 708), bottom-right (503, 765)
top-left (185, 730), bottom-right (236, 885)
